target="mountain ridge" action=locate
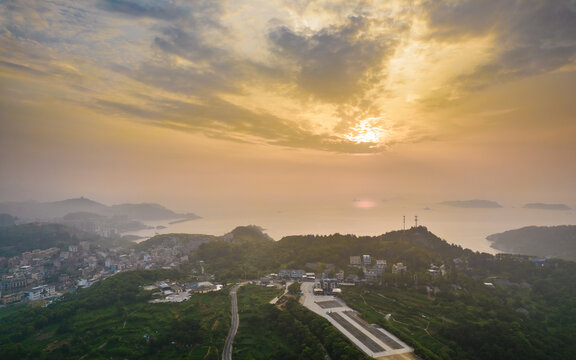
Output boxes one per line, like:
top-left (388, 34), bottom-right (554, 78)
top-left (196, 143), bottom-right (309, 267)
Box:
top-left (0, 197), bottom-right (200, 222)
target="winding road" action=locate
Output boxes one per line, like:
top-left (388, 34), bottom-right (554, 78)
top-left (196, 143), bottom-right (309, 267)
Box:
top-left (222, 283), bottom-right (241, 360)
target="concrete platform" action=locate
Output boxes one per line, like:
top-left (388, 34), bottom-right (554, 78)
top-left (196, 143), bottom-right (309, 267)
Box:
top-left (300, 282), bottom-right (414, 358)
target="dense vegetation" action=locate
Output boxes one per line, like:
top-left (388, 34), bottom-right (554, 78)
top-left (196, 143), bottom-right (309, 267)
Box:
top-left (0, 223), bottom-right (117, 257)
top-left (234, 285), bottom-right (370, 360)
top-left (135, 233), bottom-right (217, 252)
top-left (1, 226), bottom-right (576, 359)
top-left (339, 255), bottom-right (576, 360)
top-left (195, 226), bottom-right (576, 359)
top-left (234, 285), bottom-right (317, 359)
top-left (196, 227), bottom-right (466, 280)
top-left (0, 270), bottom-right (229, 359)
top-left (487, 225), bottom-right (576, 260)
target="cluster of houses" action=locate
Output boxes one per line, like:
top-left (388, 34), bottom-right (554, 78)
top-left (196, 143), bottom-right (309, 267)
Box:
top-left (274, 255), bottom-right (451, 296)
top-left (147, 279), bottom-right (223, 303)
top-left (0, 239), bottom-right (199, 306)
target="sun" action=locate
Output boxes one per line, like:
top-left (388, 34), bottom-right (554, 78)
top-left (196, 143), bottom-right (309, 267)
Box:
top-left (344, 117), bottom-right (389, 145)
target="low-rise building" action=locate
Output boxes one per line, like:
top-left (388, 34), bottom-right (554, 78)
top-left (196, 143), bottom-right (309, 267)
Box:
top-left (28, 284), bottom-right (56, 301)
top-left (1, 292), bottom-right (26, 305)
top-left (362, 255), bottom-right (372, 266)
top-left (375, 259), bottom-right (387, 270)
top-left (350, 256), bottom-right (362, 266)
top-left (278, 269), bottom-right (306, 279)
top-left (392, 262), bottom-right (407, 274)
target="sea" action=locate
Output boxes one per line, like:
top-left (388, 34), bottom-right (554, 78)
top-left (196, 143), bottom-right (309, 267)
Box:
top-left (124, 203), bottom-right (575, 254)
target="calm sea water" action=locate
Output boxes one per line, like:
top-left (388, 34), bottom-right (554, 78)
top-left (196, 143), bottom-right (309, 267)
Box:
top-left (125, 205), bottom-right (575, 254)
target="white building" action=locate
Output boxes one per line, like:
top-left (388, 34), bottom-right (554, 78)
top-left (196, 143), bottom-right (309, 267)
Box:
top-left (28, 284), bottom-right (56, 301)
top-left (362, 255), bottom-right (372, 266)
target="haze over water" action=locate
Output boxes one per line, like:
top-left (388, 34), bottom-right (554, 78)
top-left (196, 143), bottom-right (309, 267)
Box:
top-left (127, 201), bottom-right (575, 254)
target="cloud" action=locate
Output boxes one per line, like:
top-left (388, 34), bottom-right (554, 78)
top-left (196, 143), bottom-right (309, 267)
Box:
top-left (0, 60), bottom-right (46, 77)
top-left (93, 94), bottom-right (392, 153)
top-left (423, 0), bottom-right (576, 90)
top-left (2, 0), bottom-right (574, 155)
top-left (267, 15), bottom-right (402, 102)
top-left (97, 0), bottom-right (188, 20)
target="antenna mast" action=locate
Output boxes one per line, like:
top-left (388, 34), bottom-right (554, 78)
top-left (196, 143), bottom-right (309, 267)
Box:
top-left (414, 215), bottom-right (418, 227)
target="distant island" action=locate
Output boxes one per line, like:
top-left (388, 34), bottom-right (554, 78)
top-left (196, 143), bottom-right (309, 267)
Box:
top-left (523, 203), bottom-right (571, 211)
top-left (439, 199), bottom-right (502, 208)
top-left (0, 197), bottom-right (201, 237)
top-left (487, 225), bottom-right (576, 260)
top-left (0, 197), bottom-right (201, 221)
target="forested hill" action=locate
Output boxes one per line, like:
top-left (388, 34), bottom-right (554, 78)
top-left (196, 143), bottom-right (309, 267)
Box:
top-left (487, 225), bottom-right (576, 260)
top-left (135, 233), bottom-right (217, 252)
top-left (0, 223), bottom-right (107, 257)
top-left (195, 226), bottom-right (471, 280)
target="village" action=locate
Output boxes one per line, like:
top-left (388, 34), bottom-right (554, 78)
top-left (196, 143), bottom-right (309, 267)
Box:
top-left (0, 239), bottom-right (208, 306)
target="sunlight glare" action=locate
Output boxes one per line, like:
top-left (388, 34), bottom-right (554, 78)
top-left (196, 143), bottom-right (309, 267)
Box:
top-left (344, 117), bottom-right (389, 145)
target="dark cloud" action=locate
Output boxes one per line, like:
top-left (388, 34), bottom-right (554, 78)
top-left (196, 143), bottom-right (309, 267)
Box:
top-left (97, 0), bottom-right (188, 20)
top-left (424, 0), bottom-right (576, 89)
top-left (268, 16), bottom-right (401, 102)
top-left (153, 26), bottom-right (226, 63)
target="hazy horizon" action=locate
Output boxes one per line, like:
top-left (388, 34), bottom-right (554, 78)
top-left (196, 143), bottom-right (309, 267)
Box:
top-left (3, 194), bottom-right (574, 255)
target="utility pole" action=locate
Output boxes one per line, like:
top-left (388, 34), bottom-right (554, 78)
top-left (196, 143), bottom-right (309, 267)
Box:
top-left (403, 216), bottom-right (406, 230)
top-left (415, 215), bottom-right (418, 227)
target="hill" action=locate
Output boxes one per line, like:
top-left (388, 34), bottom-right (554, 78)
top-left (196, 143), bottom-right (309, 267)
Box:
top-left (136, 233), bottom-right (217, 252)
top-left (222, 225), bottom-right (274, 243)
top-left (0, 198), bottom-right (200, 222)
top-left (0, 198), bottom-right (108, 220)
top-left (110, 203), bottom-right (201, 221)
top-left (487, 225), bottom-right (576, 260)
top-left (523, 203), bottom-right (571, 211)
top-left (0, 223), bottom-right (107, 257)
top-left (0, 214), bottom-right (17, 227)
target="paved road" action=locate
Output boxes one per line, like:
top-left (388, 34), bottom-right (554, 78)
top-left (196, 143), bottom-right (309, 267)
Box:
top-left (222, 284), bottom-right (241, 360)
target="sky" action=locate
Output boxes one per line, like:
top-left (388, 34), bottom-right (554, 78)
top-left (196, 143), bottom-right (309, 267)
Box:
top-left (1, 0), bottom-right (575, 227)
